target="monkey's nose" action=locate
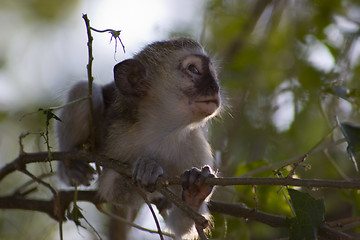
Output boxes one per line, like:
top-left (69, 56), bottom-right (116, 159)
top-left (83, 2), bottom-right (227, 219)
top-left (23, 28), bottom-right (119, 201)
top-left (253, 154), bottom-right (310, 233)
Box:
top-left (210, 81), bottom-right (220, 93)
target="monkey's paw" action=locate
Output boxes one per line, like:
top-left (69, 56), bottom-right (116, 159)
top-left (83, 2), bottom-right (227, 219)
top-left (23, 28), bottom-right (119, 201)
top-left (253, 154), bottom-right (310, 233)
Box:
top-left (133, 157), bottom-right (164, 192)
top-left (181, 166), bottom-right (215, 211)
top-left (58, 160), bottom-right (95, 186)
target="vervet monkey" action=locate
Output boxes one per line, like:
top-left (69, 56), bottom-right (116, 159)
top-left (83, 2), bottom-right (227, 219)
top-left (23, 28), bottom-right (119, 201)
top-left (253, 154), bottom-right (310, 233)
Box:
top-left (56, 38), bottom-right (222, 239)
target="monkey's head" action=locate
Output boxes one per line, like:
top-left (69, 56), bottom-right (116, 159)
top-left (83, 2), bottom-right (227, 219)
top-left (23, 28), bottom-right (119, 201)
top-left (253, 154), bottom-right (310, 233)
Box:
top-left (113, 38), bottom-right (221, 128)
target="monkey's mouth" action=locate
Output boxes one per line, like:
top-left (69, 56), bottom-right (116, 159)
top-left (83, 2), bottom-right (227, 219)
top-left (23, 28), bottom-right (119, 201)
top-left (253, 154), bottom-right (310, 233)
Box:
top-left (194, 95), bottom-right (220, 116)
top-left (196, 99), bottom-right (219, 106)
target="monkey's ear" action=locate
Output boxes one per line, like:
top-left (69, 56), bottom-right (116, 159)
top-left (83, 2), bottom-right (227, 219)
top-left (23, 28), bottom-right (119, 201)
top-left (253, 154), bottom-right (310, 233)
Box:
top-left (113, 59), bottom-right (148, 97)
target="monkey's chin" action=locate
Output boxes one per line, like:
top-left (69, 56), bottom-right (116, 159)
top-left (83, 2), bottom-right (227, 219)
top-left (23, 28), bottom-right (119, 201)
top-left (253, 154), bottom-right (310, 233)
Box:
top-left (193, 95), bottom-right (220, 117)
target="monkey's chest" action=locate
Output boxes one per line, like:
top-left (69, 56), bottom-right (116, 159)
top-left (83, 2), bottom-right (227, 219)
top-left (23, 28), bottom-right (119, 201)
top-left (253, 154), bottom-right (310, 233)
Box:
top-left (105, 126), bottom-right (214, 176)
top-left (145, 138), bottom-right (213, 177)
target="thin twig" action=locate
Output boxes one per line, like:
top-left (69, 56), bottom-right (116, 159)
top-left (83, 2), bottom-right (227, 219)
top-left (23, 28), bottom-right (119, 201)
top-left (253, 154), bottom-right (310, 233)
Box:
top-left (96, 204), bottom-right (174, 238)
top-left (81, 209), bottom-right (103, 240)
top-left (0, 191), bottom-right (353, 240)
top-left (209, 200), bottom-right (354, 240)
top-left (19, 132), bottom-right (30, 156)
top-left (20, 168), bottom-right (63, 224)
top-left (197, 177), bottom-right (360, 189)
top-left (59, 221), bottom-right (63, 240)
top-left (3, 151), bottom-right (360, 191)
top-left (49, 96), bottom-right (89, 111)
top-left (134, 187), bottom-right (165, 240)
top-left (13, 172), bottom-right (54, 196)
top-left (20, 168), bottom-right (58, 200)
top-left (82, 14), bottom-right (96, 152)
top-left (90, 27), bottom-right (125, 54)
top-left (0, 190), bottom-right (98, 221)
top-left (240, 138), bottom-right (346, 177)
top-left (195, 225), bottom-right (209, 240)
top-left (324, 149), bottom-right (350, 180)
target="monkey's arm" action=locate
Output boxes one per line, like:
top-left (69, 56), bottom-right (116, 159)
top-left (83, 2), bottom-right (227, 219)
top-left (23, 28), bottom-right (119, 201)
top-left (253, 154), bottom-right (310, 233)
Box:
top-left (56, 82), bottom-right (105, 186)
top-left (165, 166), bottom-right (214, 237)
top-left (133, 158), bottom-right (214, 236)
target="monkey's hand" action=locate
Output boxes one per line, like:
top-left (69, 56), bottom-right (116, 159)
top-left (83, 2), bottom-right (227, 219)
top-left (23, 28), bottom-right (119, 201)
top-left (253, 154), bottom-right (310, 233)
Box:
top-left (181, 166), bottom-right (214, 211)
top-left (58, 160), bottom-right (96, 186)
top-left (133, 157), bottom-right (164, 192)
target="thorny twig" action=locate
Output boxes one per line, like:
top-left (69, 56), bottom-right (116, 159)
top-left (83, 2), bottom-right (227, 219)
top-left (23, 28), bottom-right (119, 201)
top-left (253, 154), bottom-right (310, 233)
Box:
top-left (82, 14), bottom-right (96, 152)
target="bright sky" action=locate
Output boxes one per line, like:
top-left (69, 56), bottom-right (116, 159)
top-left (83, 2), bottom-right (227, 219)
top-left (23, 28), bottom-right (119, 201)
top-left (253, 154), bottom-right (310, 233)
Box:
top-left (0, 0), bottom-right (205, 111)
top-left (0, 1), bottom-right (205, 239)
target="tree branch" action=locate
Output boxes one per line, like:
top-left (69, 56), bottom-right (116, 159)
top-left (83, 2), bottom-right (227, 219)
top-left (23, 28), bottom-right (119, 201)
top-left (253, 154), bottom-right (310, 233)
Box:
top-left (2, 151), bottom-right (360, 190)
top-left (0, 190), bottom-right (98, 221)
top-left (1, 150), bottom-right (360, 239)
top-left (0, 151), bottom-right (130, 181)
top-left (209, 200), bottom-right (355, 240)
top-left (199, 176), bottom-right (360, 189)
top-left (0, 192), bottom-right (354, 239)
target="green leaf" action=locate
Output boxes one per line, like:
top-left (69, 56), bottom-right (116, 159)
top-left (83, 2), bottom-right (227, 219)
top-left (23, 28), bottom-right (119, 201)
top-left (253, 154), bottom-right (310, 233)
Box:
top-left (47, 110), bottom-right (62, 122)
top-left (38, 108), bottom-right (62, 132)
top-left (39, 108), bottom-right (61, 122)
top-left (286, 189), bottom-right (325, 240)
top-left (338, 122), bottom-right (360, 153)
top-left (67, 204), bottom-right (86, 229)
top-left (337, 121), bottom-right (360, 172)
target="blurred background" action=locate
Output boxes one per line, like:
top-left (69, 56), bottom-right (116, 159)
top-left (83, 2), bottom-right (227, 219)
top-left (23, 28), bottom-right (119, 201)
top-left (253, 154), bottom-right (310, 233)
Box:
top-left (1, 0), bottom-right (360, 239)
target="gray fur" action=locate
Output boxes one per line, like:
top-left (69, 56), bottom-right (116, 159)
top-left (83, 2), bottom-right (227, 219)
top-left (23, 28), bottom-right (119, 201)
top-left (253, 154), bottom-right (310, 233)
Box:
top-left (57, 38), bottom-right (221, 239)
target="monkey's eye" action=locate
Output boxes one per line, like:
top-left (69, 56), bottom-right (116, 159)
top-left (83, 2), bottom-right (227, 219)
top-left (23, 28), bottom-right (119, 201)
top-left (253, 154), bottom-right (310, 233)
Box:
top-left (187, 64), bottom-right (200, 75)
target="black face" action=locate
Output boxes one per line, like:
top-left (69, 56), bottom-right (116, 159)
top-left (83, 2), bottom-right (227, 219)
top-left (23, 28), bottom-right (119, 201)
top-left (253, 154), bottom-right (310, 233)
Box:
top-left (191, 55), bottom-right (219, 97)
top-left (180, 55), bottom-right (219, 96)
top-left (179, 54), bottom-right (221, 118)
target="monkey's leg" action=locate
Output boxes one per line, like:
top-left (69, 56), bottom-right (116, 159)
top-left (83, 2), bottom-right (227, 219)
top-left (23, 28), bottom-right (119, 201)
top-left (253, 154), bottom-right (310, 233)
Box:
top-left (109, 204), bottom-right (138, 240)
top-left (180, 166), bottom-right (214, 211)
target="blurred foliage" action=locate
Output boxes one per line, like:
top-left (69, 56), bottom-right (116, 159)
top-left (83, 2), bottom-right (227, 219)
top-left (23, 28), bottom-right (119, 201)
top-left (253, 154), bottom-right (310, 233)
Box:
top-left (0, 0), bottom-right (79, 22)
top-left (205, 0), bottom-right (360, 239)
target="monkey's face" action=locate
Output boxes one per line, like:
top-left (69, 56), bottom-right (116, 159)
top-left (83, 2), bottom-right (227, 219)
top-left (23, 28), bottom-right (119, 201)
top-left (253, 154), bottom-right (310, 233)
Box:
top-left (113, 39), bottom-right (221, 127)
top-left (178, 54), bottom-right (221, 121)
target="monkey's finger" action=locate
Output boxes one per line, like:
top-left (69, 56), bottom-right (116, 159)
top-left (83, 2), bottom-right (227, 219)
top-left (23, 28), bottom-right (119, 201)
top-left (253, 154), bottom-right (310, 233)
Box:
top-left (132, 160), bottom-right (143, 183)
top-left (188, 167), bottom-right (202, 187)
top-left (200, 165), bottom-right (211, 175)
top-left (195, 166), bottom-right (210, 184)
top-left (133, 157), bottom-right (164, 192)
top-left (141, 162), bottom-right (164, 186)
top-left (180, 169), bottom-right (191, 189)
top-left (181, 167), bottom-right (203, 191)
top-left (199, 165), bottom-right (215, 181)
top-left (133, 157), bottom-right (149, 183)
